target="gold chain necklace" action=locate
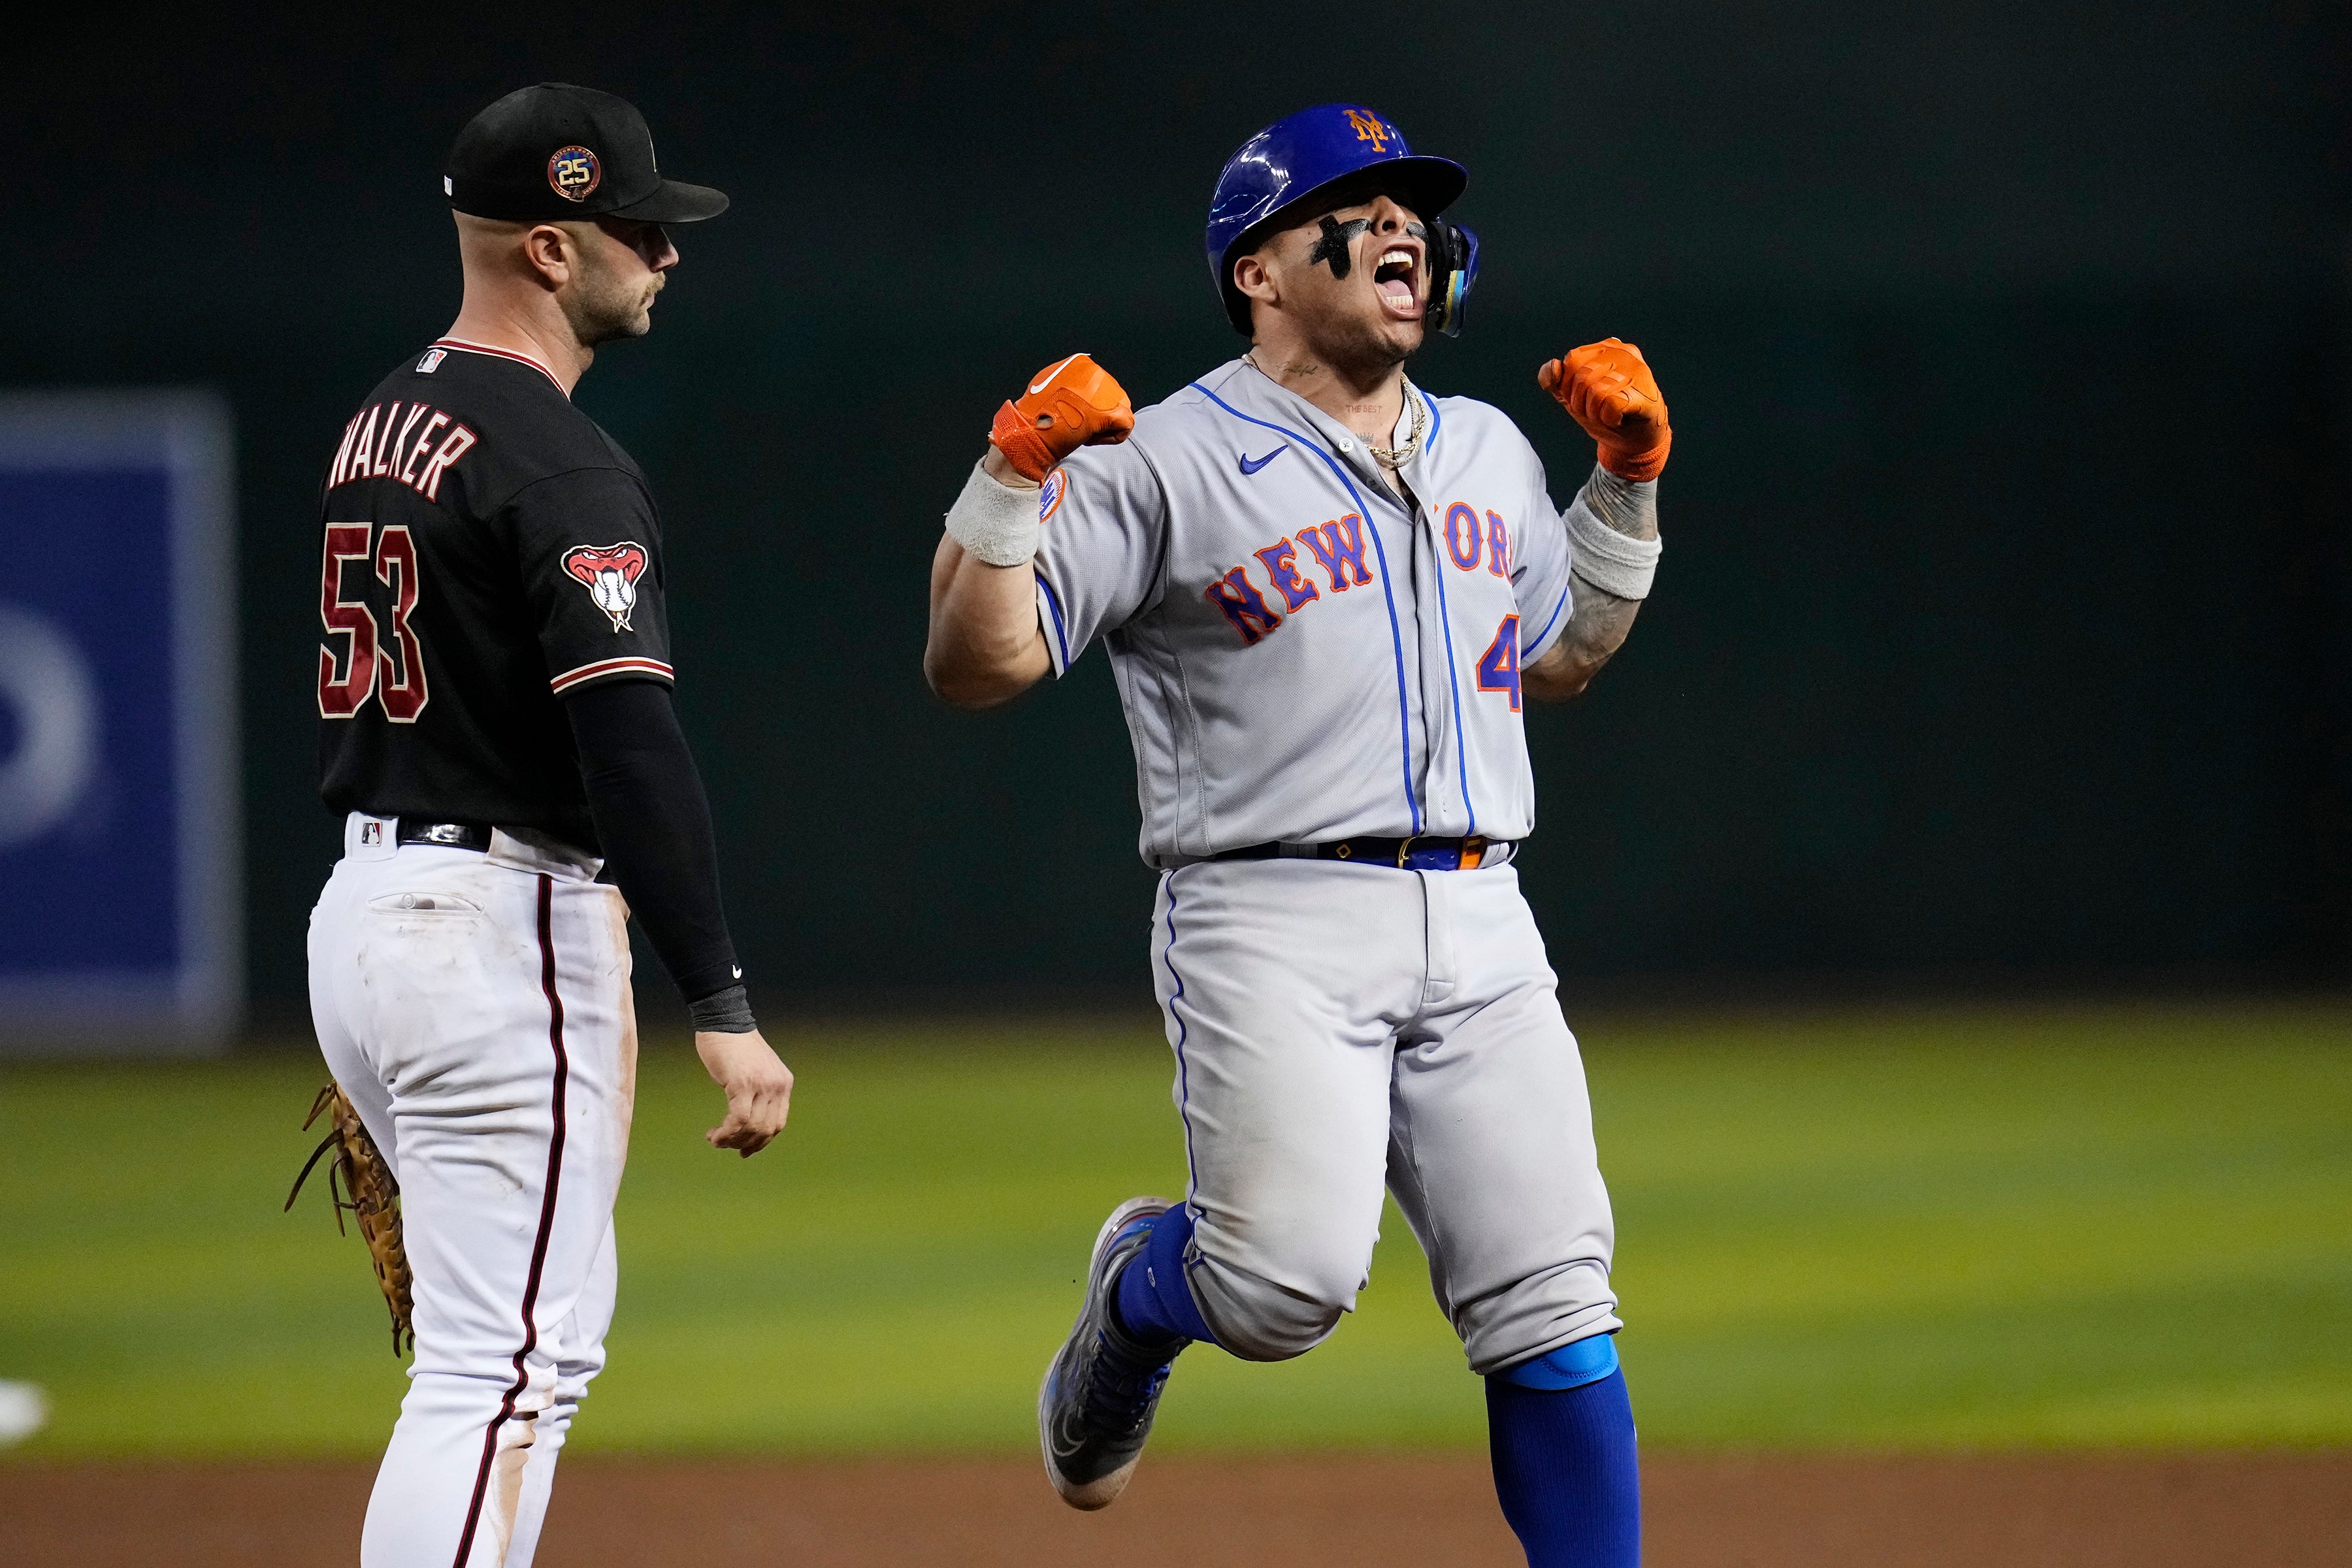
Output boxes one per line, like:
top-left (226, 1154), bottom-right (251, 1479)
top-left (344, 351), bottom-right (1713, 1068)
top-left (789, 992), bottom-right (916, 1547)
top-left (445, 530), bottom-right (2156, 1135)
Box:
top-left (1368, 378), bottom-right (1428, 468)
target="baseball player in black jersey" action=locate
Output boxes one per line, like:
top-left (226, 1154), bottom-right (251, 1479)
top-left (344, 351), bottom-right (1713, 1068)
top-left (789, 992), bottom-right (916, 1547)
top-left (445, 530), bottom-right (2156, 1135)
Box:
top-left (306, 84), bottom-right (792, 1567)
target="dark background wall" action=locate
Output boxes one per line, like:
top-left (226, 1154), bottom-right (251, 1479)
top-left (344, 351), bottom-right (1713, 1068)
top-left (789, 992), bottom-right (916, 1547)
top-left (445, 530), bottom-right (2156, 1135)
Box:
top-left (11, 3), bottom-right (2351, 1018)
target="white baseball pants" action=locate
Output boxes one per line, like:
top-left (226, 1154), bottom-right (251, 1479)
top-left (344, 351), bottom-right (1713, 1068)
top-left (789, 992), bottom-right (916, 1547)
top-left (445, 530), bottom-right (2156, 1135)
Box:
top-left (1151, 857), bottom-right (1620, 1375)
top-left (309, 813), bottom-right (636, 1568)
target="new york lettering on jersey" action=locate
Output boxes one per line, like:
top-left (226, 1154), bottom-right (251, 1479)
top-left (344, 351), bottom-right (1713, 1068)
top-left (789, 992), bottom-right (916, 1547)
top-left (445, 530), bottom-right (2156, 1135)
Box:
top-left (1033, 358), bottom-right (1576, 863)
top-left (314, 338), bottom-right (678, 852)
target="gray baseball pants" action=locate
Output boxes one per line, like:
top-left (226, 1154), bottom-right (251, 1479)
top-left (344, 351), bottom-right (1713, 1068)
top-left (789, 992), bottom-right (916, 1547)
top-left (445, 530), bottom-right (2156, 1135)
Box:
top-left (1149, 857), bottom-right (1620, 1375)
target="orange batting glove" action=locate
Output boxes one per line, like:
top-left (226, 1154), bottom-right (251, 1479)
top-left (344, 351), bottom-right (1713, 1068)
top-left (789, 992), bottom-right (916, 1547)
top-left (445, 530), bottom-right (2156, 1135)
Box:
top-left (988, 353), bottom-right (1135, 482)
top-left (1539, 338), bottom-right (1671, 483)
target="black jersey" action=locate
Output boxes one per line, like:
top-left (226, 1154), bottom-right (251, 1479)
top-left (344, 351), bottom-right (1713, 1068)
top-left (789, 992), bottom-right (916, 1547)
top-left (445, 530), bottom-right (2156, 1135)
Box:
top-left (315, 338), bottom-right (676, 851)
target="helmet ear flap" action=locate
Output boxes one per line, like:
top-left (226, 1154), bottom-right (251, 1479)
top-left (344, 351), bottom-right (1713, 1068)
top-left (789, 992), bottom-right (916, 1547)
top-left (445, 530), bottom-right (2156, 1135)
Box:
top-left (1426, 221), bottom-right (1480, 338)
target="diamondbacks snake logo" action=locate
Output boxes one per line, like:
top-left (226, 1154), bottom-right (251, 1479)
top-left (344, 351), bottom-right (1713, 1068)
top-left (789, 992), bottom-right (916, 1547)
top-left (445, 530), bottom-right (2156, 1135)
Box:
top-left (562, 542), bottom-right (647, 632)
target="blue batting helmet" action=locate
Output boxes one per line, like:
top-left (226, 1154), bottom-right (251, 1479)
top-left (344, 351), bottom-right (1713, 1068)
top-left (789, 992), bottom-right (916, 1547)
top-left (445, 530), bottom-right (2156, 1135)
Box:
top-left (1205, 104), bottom-right (1478, 338)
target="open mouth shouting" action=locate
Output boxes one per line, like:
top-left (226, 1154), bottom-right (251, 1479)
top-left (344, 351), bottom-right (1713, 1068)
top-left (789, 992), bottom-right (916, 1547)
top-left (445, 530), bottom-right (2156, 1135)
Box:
top-left (1373, 244), bottom-right (1422, 319)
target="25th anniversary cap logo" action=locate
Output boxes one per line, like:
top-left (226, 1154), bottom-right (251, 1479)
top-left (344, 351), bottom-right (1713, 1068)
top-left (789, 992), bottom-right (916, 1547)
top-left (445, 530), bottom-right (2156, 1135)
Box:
top-left (547, 145), bottom-right (601, 202)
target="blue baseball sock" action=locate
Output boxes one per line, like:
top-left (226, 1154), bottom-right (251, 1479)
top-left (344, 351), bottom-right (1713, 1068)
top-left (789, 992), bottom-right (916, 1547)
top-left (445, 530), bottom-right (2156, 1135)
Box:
top-left (1485, 1341), bottom-right (1640, 1568)
top-left (1109, 1203), bottom-right (1219, 1348)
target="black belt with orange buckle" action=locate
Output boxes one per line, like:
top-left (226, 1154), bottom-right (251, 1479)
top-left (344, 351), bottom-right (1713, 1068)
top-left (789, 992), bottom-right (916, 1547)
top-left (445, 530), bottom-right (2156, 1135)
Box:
top-left (1211, 834), bottom-right (1511, 872)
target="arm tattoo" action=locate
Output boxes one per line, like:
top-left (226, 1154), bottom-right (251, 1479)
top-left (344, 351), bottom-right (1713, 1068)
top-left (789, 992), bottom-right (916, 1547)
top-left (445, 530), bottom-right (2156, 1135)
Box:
top-left (1560, 574), bottom-right (1639, 678)
top-left (1531, 466), bottom-right (1656, 700)
top-left (1564, 467), bottom-right (1652, 667)
top-left (1578, 466), bottom-right (1658, 544)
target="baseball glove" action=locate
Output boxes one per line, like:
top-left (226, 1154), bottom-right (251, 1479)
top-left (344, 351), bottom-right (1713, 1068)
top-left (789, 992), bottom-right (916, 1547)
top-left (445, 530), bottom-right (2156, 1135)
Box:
top-left (286, 1082), bottom-right (414, 1356)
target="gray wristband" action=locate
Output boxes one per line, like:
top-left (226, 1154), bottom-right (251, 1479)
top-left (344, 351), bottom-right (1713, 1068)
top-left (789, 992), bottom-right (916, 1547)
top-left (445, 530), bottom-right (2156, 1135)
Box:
top-left (687, 982), bottom-right (756, 1034)
top-left (1562, 467), bottom-right (1662, 600)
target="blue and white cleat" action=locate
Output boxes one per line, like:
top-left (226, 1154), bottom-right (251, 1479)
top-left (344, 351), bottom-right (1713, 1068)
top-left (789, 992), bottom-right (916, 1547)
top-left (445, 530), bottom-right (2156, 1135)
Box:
top-left (1039, 1195), bottom-right (1185, 1510)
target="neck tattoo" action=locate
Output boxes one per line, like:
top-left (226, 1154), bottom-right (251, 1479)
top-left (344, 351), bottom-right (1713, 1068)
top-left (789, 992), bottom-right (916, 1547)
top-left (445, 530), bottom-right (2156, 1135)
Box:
top-left (1245, 353), bottom-right (1424, 467)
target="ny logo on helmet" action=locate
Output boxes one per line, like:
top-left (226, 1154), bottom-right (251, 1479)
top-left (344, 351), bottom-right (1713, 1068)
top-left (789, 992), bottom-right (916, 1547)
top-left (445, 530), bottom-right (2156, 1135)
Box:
top-left (1345, 109), bottom-right (1390, 152)
top-left (562, 542), bottom-right (648, 632)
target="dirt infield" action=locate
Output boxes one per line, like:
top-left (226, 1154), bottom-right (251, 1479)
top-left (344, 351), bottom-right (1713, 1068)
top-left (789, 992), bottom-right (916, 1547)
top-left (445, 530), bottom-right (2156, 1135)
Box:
top-left (5, 1451), bottom-right (2345, 1565)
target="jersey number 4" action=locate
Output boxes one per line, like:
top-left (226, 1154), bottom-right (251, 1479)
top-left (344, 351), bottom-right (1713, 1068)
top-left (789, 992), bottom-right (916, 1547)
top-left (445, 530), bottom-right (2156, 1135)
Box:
top-left (1477, 614), bottom-right (1522, 712)
top-left (318, 523), bottom-right (429, 722)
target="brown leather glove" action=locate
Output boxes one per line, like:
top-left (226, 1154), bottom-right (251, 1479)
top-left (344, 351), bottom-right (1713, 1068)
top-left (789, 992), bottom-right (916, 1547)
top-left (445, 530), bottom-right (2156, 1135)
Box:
top-left (287, 1082), bottom-right (414, 1357)
top-left (1538, 338), bottom-right (1671, 482)
top-left (988, 353), bottom-right (1135, 482)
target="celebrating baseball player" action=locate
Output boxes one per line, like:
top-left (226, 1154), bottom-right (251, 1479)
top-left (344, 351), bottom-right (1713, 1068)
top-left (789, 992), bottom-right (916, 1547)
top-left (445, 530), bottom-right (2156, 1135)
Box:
top-left (305, 84), bottom-right (792, 1567)
top-left (924, 105), bottom-right (1666, 1566)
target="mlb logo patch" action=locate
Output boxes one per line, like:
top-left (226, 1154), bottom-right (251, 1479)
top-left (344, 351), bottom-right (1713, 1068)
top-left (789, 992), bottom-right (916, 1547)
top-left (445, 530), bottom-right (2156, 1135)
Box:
top-left (359, 820), bottom-right (384, 847)
top-left (416, 349), bottom-right (446, 374)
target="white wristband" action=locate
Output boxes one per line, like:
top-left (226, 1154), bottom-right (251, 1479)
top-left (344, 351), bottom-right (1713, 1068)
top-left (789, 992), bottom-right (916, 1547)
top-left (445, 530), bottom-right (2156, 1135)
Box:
top-left (944, 458), bottom-right (1041, 566)
top-left (1562, 467), bottom-right (1661, 600)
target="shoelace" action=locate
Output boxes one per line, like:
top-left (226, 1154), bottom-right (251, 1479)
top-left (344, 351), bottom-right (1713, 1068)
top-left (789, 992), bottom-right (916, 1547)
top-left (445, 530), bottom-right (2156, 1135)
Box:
top-left (1080, 1331), bottom-right (1176, 1435)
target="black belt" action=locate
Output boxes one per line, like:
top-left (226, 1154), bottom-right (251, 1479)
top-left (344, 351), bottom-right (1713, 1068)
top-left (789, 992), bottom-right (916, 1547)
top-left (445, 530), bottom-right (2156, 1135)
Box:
top-left (1212, 834), bottom-right (1509, 872)
top-left (395, 819), bottom-right (493, 851)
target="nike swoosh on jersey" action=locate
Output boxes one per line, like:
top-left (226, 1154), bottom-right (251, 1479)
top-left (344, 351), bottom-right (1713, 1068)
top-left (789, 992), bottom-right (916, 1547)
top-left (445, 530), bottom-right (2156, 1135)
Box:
top-left (1238, 446), bottom-right (1288, 475)
top-left (1030, 354), bottom-right (1085, 395)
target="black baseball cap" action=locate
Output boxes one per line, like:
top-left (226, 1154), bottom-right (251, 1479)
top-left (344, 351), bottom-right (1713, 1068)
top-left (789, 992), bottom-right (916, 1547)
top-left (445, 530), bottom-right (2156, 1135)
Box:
top-left (444, 83), bottom-right (728, 224)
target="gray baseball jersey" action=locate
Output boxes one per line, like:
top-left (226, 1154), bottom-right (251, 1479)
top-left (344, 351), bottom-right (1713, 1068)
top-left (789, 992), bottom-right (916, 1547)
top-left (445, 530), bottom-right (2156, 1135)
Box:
top-left (1033, 357), bottom-right (1602, 862)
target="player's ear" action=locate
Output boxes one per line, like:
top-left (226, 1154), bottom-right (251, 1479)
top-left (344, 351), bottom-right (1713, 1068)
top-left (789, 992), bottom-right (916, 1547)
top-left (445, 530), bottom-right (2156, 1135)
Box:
top-left (519, 223), bottom-right (576, 292)
top-left (1232, 249), bottom-right (1278, 310)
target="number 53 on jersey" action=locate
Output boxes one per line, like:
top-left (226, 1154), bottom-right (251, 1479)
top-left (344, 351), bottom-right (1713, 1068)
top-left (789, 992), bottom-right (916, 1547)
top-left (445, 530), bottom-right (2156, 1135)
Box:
top-left (318, 522), bottom-right (429, 722)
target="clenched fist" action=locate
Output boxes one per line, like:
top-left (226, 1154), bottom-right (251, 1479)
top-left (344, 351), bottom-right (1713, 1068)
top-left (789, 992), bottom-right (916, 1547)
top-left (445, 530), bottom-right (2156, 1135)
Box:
top-left (695, 1028), bottom-right (794, 1158)
top-left (1539, 339), bottom-right (1671, 483)
top-left (989, 353), bottom-right (1135, 482)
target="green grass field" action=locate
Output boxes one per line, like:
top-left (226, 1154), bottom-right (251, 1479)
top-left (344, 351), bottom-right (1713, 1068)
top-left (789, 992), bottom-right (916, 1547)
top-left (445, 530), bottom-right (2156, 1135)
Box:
top-left (2, 1004), bottom-right (2347, 1459)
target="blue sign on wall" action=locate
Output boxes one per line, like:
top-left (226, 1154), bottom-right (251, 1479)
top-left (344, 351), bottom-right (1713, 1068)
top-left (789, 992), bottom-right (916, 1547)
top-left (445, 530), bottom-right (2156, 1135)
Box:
top-left (0, 394), bottom-right (238, 1052)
